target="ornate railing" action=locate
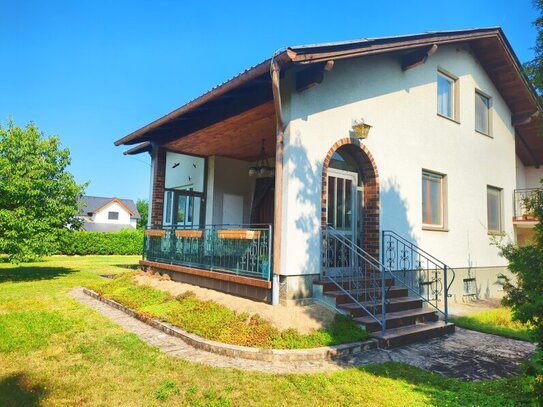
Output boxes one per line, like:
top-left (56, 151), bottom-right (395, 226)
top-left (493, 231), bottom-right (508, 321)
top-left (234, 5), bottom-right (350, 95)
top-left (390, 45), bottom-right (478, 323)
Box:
top-left (382, 230), bottom-right (455, 323)
top-left (144, 224), bottom-right (272, 280)
top-left (513, 188), bottom-right (540, 221)
top-left (324, 227), bottom-right (387, 335)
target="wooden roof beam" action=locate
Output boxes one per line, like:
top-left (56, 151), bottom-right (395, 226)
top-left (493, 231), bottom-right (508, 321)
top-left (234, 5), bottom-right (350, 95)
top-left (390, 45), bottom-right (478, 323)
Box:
top-left (401, 44), bottom-right (438, 71)
top-left (512, 111), bottom-right (540, 127)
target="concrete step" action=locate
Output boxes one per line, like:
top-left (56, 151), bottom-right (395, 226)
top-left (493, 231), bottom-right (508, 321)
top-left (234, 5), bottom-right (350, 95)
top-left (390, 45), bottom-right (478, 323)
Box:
top-left (338, 296), bottom-right (423, 317)
top-left (372, 321), bottom-right (455, 348)
top-left (355, 308), bottom-right (439, 332)
top-left (324, 286), bottom-right (409, 305)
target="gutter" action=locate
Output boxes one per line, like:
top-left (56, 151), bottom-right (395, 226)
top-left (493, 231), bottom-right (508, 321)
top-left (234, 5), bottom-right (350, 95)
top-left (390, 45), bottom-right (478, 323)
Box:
top-left (270, 55), bottom-right (285, 306)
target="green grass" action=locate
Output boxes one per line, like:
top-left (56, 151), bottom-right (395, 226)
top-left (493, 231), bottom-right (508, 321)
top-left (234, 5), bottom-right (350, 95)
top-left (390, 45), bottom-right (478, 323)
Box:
top-left (450, 307), bottom-right (533, 342)
top-left (87, 272), bottom-right (369, 349)
top-left (0, 256), bottom-right (536, 406)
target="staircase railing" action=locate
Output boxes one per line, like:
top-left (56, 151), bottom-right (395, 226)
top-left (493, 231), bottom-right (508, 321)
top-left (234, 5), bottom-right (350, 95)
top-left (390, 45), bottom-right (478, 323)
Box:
top-left (324, 227), bottom-right (388, 335)
top-left (381, 230), bottom-right (456, 323)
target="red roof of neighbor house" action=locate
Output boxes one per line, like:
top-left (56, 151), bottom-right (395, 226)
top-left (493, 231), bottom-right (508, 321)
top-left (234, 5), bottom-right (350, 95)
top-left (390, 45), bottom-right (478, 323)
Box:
top-left (115, 28), bottom-right (542, 166)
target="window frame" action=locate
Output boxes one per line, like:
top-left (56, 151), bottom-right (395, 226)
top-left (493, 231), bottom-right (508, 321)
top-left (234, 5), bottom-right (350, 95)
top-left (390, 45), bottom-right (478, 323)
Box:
top-left (437, 69), bottom-right (459, 122)
top-left (487, 185), bottom-right (503, 234)
top-left (475, 89), bottom-right (492, 136)
top-left (108, 211), bottom-right (119, 220)
top-left (422, 170), bottom-right (448, 231)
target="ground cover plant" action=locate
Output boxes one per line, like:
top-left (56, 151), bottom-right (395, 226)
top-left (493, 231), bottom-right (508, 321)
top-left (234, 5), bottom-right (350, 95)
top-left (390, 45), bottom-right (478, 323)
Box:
top-left (86, 271), bottom-right (370, 349)
top-left (0, 256), bottom-right (535, 406)
top-left (450, 307), bottom-right (533, 342)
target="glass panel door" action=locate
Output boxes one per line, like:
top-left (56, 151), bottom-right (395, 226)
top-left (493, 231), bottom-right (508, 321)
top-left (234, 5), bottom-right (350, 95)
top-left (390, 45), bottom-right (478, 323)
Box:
top-left (327, 168), bottom-right (357, 240)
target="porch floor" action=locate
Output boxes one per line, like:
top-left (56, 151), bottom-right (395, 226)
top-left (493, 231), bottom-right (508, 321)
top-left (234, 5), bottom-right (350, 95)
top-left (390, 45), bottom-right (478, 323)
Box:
top-left (137, 272), bottom-right (336, 334)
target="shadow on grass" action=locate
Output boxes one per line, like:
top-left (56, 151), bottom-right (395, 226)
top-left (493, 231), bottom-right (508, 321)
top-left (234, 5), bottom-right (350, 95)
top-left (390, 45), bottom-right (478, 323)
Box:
top-left (0, 373), bottom-right (46, 406)
top-left (113, 263), bottom-right (141, 270)
top-left (0, 266), bottom-right (77, 283)
top-left (360, 362), bottom-right (532, 406)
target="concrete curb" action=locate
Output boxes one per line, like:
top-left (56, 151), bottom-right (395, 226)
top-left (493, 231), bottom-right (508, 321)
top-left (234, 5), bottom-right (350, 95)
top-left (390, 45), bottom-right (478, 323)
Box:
top-left (82, 288), bottom-right (377, 362)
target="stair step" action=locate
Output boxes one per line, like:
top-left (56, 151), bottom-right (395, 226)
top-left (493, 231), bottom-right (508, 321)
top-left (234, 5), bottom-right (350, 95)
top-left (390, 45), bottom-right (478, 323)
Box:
top-left (372, 321), bottom-right (455, 348)
top-left (315, 277), bottom-right (394, 291)
top-left (355, 308), bottom-right (439, 332)
top-left (325, 286), bottom-right (408, 304)
top-left (338, 296), bottom-right (422, 317)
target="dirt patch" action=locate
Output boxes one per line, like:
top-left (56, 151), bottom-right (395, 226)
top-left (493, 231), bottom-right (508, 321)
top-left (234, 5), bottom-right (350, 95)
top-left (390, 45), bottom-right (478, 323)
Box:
top-left (135, 273), bottom-right (336, 334)
top-left (448, 298), bottom-right (502, 317)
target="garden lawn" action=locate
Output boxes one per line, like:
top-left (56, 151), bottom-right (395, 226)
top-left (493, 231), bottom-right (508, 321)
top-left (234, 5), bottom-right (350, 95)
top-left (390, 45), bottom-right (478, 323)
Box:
top-left (87, 272), bottom-right (369, 349)
top-left (450, 308), bottom-right (533, 342)
top-left (0, 256), bottom-right (535, 406)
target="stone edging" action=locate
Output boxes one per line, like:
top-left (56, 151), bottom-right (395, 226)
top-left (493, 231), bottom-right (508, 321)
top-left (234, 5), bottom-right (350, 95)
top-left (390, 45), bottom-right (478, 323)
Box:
top-left (82, 288), bottom-right (377, 362)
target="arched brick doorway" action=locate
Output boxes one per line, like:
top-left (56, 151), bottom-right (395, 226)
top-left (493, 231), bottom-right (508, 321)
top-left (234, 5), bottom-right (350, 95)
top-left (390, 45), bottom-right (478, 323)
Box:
top-left (322, 138), bottom-right (380, 261)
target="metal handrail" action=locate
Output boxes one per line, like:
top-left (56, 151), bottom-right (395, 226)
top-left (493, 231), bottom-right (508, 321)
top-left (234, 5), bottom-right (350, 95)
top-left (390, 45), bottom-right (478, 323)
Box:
top-left (381, 230), bottom-right (456, 323)
top-left (143, 223), bottom-right (273, 280)
top-left (324, 227), bottom-right (387, 335)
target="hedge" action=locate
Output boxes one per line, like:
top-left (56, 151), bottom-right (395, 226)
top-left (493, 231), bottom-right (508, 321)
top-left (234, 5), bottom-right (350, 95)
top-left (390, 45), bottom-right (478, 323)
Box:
top-left (57, 229), bottom-right (144, 255)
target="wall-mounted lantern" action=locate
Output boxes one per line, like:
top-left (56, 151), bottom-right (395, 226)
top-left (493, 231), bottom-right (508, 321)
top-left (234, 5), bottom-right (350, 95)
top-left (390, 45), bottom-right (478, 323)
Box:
top-left (352, 119), bottom-right (372, 139)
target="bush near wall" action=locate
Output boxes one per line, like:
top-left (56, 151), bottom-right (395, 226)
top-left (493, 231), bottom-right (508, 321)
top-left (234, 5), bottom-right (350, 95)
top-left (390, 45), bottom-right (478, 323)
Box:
top-left (58, 229), bottom-right (143, 255)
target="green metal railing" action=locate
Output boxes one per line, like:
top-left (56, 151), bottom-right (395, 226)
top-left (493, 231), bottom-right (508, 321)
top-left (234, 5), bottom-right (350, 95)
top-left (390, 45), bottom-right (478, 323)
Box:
top-left (143, 224), bottom-right (272, 280)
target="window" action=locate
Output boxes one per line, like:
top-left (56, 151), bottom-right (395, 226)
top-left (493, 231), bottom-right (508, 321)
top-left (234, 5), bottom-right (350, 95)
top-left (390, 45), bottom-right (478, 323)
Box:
top-left (475, 91), bottom-right (491, 135)
top-left (487, 186), bottom-right (502, 233)
top-left (437, 71), bottom-right (457, 120)
top-left (108, 211), bottom-right (119, 220)
top-left (422, 171), bottom-right (446, 228)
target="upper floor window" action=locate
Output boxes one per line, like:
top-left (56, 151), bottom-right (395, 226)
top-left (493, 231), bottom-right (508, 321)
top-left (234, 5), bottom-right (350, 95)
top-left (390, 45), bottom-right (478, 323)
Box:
top-left (475, 91), bottom-right (491, 135)
top-left (487, 186), bottom-right (503, 233)
top-left (422, 170), bottom-right (446, 229)
top-left (437, 70), bottom-right (457, 120)
top-left (108, 211), bottom-right (119, 220)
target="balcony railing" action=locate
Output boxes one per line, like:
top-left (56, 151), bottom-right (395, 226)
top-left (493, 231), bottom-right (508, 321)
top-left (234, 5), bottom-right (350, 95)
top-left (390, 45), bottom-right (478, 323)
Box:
top-left (143, 224), bottom-right (272, 280)
top-left (513, 188), bottom-right (540, 221)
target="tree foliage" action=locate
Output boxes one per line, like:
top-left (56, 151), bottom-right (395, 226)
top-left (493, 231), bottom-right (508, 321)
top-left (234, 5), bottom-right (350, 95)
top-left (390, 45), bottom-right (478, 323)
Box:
top-left (525, 0), bottom-right (543, 101)
top-left (0, 119), bottom-right (86, 262)
top-left (500, 185), bottom-right (543, 402)
top-left (136, 199), bottom-right (148, 229)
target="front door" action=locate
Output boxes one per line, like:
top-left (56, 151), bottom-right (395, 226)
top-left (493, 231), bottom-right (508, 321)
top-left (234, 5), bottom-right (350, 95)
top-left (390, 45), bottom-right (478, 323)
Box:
top-left (327, 168), bottom-right (358, 241)
top-left (326, 168), bottom-right (359, 275)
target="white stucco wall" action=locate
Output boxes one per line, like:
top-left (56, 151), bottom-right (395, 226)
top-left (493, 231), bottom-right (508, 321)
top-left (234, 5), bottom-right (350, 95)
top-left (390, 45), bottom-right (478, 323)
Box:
top-left (525, 165), bottom-right (543, 188)
top-left (92, 201), bottom-right (133, 226)
top-left (279, 44), bottom-right (517, 276)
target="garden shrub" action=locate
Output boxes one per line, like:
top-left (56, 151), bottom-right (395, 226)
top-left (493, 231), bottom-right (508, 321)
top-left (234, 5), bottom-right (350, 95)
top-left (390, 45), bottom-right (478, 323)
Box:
top-left (57, 229), bottom-right (143, 255)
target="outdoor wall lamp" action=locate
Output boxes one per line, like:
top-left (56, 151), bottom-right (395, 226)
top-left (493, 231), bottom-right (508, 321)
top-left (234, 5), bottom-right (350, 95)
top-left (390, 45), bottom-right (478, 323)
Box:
top-left (352, 118), bottom-right (372, 139)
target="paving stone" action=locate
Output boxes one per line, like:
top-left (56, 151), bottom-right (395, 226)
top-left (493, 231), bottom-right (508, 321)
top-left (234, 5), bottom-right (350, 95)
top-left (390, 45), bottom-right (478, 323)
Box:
top-left (70, 287), bottom-right (535, 379)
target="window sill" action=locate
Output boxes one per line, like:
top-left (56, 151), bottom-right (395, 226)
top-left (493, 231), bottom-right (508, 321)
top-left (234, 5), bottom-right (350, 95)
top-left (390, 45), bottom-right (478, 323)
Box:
top-left (422, 226), bottom-right (449, 232)
top-left (437, 113), bottom-right (460, 124)
top-left (475, 129), bottom-right (493, 138)
top-left (488, 231), bottom-right (505, 237)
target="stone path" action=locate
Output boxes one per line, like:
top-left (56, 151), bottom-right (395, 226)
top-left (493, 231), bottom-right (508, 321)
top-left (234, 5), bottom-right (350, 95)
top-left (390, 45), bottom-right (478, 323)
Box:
top-left (70, 288), bottom-right (535, 379)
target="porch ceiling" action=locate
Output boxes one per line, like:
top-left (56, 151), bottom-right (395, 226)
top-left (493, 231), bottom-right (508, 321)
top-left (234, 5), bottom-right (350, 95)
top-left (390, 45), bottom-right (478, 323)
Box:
top-left (164, 101), bottom-right (276, 161)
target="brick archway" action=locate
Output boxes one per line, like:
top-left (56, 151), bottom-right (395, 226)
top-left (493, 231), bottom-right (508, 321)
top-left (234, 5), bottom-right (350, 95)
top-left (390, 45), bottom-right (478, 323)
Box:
top-left (322, 138), bottom-right (380, 259)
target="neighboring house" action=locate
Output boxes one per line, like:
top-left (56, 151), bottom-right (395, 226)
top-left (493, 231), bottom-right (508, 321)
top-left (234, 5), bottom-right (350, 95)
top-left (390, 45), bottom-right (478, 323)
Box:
top-left (115, 28), bottom-right (542, 346)
top-left (77, 196), bottom-right (140, 232)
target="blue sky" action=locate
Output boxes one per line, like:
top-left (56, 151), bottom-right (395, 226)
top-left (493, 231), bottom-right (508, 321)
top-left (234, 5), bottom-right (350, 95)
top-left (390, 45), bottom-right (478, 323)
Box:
top-left (0, 0), bottom-right (538, 201)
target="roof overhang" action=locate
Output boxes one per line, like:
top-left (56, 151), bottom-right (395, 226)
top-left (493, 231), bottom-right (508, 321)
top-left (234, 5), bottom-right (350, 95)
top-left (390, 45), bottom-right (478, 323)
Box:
top-left (117, 28), bottom-right (542, 165)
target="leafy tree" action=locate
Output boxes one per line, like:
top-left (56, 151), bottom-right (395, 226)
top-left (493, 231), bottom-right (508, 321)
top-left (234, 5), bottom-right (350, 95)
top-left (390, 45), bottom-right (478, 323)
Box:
top-left (0, 119), bottom-right (86, 262)
top-left (499, 185), bottom-right (543, 402)
top-left (525, 0), bottom-right (543, 102)
top-left (136, 199), bottom-right (149, 229)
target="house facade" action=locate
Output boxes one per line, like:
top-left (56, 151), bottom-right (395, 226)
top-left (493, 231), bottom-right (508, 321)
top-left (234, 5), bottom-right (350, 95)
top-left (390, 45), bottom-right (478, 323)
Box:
top-left (77, 196), bottom-right (140, 232)
top-left (115, 28), bottom-right (542, 345)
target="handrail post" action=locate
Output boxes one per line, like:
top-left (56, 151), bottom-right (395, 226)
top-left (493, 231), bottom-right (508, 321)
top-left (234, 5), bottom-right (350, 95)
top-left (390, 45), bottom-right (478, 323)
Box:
top-left (444, 265), bottom-right (448, 324)
top-left (381, 265), bottom-right (386, 336)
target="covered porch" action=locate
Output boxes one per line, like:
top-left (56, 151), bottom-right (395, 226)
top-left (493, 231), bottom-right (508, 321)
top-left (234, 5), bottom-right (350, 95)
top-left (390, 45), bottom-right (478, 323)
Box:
top-left (137, 94), bottom-right (282, 302)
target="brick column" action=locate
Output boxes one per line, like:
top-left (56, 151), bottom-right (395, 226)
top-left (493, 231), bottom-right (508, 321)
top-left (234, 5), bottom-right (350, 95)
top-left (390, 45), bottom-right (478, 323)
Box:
top-left (151, 147), bottom-right (166, 227)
